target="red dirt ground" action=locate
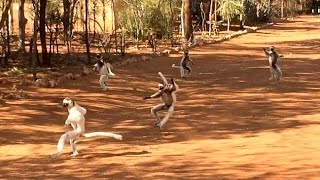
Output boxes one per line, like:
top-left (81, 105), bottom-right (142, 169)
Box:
top-left (1, 16), bottom-right (320, 179)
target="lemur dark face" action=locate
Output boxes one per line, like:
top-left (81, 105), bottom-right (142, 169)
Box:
top-left (184, 49), bottom-right (189, 55)
top-left (158, 83), bottom-right (164, 90)
top-left (270, 46), bottom-right (275, 52)
top-left (62, 98), bottom-right (74, 108)
top-left (93, 59), bottom-right (104, 71)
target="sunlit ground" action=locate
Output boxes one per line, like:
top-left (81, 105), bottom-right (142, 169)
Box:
top-left (1, 16), bottom-right (320, 179)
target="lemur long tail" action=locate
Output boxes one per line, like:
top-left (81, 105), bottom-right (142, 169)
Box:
top-left (172, 64), bottom-right (181, 69)
top-left (83, 132), bottom-right (122, 140)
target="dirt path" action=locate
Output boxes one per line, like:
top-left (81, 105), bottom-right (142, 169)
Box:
top-left (1, 16), bottom-right (320, 179)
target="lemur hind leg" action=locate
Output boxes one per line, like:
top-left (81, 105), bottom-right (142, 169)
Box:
top-left (276, 66), bottom-right (282, 82)
top-left (99, 75), bottom-right (108, 91)
top-left (157, 105), bottom-right (174, 129)
top-left (151, 104), bottom-right (166, 126)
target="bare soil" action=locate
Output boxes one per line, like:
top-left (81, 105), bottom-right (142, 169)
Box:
top-left (1, 16), bottom-right (320, 179)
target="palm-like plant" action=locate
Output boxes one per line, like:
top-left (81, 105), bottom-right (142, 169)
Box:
top-left (218, 0), bottom-right (243, 31)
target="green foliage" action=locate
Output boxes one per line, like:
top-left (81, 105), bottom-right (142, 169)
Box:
top-left (118, 0), bottom-right (180, 40)
top-left (218, 0), bottom-right (243, 21)
top-left (242, 0), bottom-right (273, 25)
top-left (46, 0), bottom-right (63, 27)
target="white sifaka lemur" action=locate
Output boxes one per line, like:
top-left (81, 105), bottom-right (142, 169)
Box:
top-left (143, 72), bottom-right (179, 129)
top-left (51, 98), bottom-right (122, 158)
top-left (93, 55), bottom-right (115, 91)
top-left (263, 46), bottom-right (284, 82)
top-left (172, 49), bottom-right (195, 78)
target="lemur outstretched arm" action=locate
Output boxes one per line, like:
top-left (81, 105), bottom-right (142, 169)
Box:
top-left (158, 72), bottom-right (168, 85)
top-left (263, 48), bottom-right (270, 56)
top-left (143, 90), bottom-right (162, 100)
top-left (189, 58), bottom-right (195, 65)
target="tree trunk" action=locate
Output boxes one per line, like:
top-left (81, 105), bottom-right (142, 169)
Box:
top-left (169, 0), bottom-right (174, 46)
top-left (8, 3), bottom-right (13, 34)
top-left (18, 0), bottom-right (26, 52)
top-left (93, 2), bottom-right (96, 40)
top-left (0, 0), bottom-right (12, 31)
top-left (39, 0), bottom-right (49, 66)
top-left (85, 0), bottom-right (90, 64)
top-left (31, 0), bottom-right (39, 81)
top-left (102, 0), bottom-right (106, 32)
top-left (281, 0), bottom-right (284, 18)
top-left (180, 2), bottom-right (184, 37)
top-left (239, 0), bottom-right (244, 30)
top-left (63, 0), bottom-right (71, 43)
top-left (5, 15), bottom-right (10, 64)
top-left (214, 0), bottom-right (217, 21)
top-left (183, 0), bottom-right (193, 42)
top-left (111, 0), bottom-right (116, 32)
top-left (227, 18), bottom-right (230, 31)
top-left (209, 0), bottom-right (213, 36)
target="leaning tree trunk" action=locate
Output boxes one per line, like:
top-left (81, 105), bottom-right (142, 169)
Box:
top-left (183, 0), bottom-right (193, 42)
top-left (0, 0), bottom-right (12, 31)
top-left (85, 0), bottom-right (91, 64)
top-left (39, 0), bottom-right (49, 66)
top-left (18, 0), bottom-right (26, 52)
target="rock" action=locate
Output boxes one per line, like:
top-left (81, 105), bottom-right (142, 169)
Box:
top-left (155, 52), bottom-right (162, 56)
top-left (65, 73), bottom-right (75, 80)
top-left (141, 55), bottom-right (151, 61)
top-left (20, 79), bottom-right (32, 86)
top-left (82, 66), bottom-right (92, 76)
top-left (34, 79), bottom-right (50, 88)
top-left (74, 74), bottom-right (81, 79)
top-left (57, 77), bottom-right (65, 84)
top-left (51, 72), bottom-right (62, 77)
top-left (48, 79), bottom-right (58, 87)
top-left (174, 47), bottom-right (181, 52)
top-left (0, 79), bottom-right (8, 84)
top-left (162, 49), bottom-right (171, 55)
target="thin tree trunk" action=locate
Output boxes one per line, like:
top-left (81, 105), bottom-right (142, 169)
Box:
top-left (183, 0), bottom-right (193, 42)
top-left (102, 0), bottom-right (106, 32)
top-left (111, 0), bottom-right (118, 53)
top-left (63, 0), bottom-right (71, 43)
top-left (181, 2), bottom-right (184, 38)
top-left (111, 0), bottom-right (116, 32)
top-left (281, 0), bottom-right (284, 18)
top-left (227, 18), bottom-right (230, 31)
top-left (5, 15), bottom-right (10, 63)
top-left (18, 0), bottom-right (26, 52)
top-left (93, 2), bottom-right (96, 40)
top-left (214, 0), bottom-right (217, 21)
top-left (169, 0), bottom-right (174, 46)
top-left (39, 0), bottom-right (49, 66)
top-left (209, 0), bottom-right (213, 36)
top-left (31, 0), bottom-right (39, 81)
top-left (239, 0), bottom-right (244, 30)
top-left (85, 0), bottom-right (90, 64)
